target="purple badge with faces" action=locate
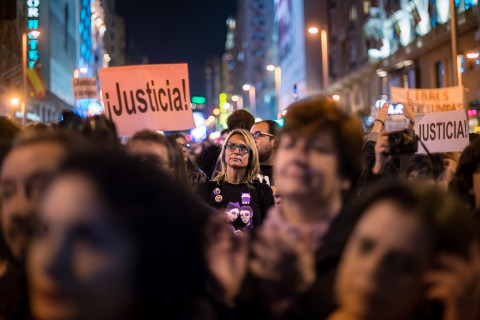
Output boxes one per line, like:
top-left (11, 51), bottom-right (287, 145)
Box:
top-left (241, 193), bottom-right (250, 205)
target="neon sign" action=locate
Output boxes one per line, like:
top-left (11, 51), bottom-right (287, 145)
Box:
top-left (27, 0), bottom-right (40, 68)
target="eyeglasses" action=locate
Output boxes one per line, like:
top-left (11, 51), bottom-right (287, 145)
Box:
top-left (251, 131), bottom-right (275, 139)
top-left (226, 142), bottom-right (251, 155)
top-left (179, 143), bottom-right (191, 150)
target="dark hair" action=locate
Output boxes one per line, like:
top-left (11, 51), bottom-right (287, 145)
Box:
top-left (57, 112), bottom-right (120, 150)
top-left (402, 153), bottom-right (447, 181)
top-left (354, 181), bottom-right (478, 259)
top-left (0, 116), bottom-right (21, 167)
top-left (196, 144), bottom-right (221, 178)
top-left (220, 128), bottom-right (229, 136)
top-left (55, 150), bottom-right (212, 319)
top-left (449, 138), bottom-right (480, 209)
top-left (257, 120), bottom-right (280, 137)
top-left (24, 122), bottom-right (53, 135)
top-left (165, 135), bottom-right (189, 186)
top-left (282, 95), bottom-right (364, 187)
top-left (127, 129), bottom-right (175, 168)
top-left (227, 109), bottom-right (255, 131)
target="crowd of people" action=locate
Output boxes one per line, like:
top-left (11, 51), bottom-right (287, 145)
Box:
top-left (0, 95), bottom-right (480, 320)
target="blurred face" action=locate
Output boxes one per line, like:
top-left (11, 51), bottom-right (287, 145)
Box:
top-left (240, 209), bottom-right (252, 224)
top-left (28, 174), bottom-right (134, 320)
top-left (274, 132), bottom-right (350, 202)
top-left (126, 140), bottom-right (172, 175)
top-left (226, 207), bottom-right (239, 222)
top-left (224, 134), bottom-right (250, 170)
top-left (175, 136), bottom-right (189, 162)
top-left (250, 122), bottom-right (275, 163)
top-left (336, 200), bottom-right (432, 320)
top-left (471, 173), bottom-right (480, 209)
top-left (0, 142), bottom-right (65, 261)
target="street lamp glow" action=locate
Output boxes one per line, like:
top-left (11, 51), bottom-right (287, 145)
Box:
top-left (466, 52), bottom-right (480, 59)
top-left (231, 95), bottom-right (239, 102)
top-left (332, 94), bottom-right (340, 101)
top-left (266, 64), bottom-right (275, 71)
top-left (10, 97), bottom-right (20, 106)
top-left (29, 30), bottom-right (40, 38)
top-left (243, 84), bottom-right (251, 91)
top-left (79, 67), bottom-right (88, 74)
top-left (307, 26), bottom-right (319, 34)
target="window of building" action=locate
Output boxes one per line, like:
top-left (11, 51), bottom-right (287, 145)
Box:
top-left (435, 61), bottom-right (444, 88)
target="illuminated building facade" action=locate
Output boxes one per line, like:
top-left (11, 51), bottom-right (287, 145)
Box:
top-left (0, 0), bottom-right (117, 123)
top-left (326, 0), bottom-right (480, 127)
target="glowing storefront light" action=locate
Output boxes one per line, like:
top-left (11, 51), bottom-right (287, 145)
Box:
top-left (27, 0), bottom-right (40, 68)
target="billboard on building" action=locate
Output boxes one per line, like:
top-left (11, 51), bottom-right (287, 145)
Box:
top-left (275, 0), bottom-right (306, 112)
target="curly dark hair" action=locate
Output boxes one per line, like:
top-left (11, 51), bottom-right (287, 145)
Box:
top-left (449, 138), bottom-right (480, 209)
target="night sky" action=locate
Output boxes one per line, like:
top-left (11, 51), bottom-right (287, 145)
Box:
top-left (116, 0), bottom-right (237, 98)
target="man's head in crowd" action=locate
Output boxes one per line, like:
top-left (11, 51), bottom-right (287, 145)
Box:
top-left (250, 120), bottom-right (280, 165)
top-left (126, 130), bottom-right (175, 176)
top-left (0, 132), bottom-right (75, 262)
top-left (227, 109), bottom-right (255, 131)
top-left (275, 96), bottom-right (364, 205)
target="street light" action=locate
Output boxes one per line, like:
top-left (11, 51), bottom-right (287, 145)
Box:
top-left (266, 64), bottom-right (282, 114)
top-left (231, 94), bottom-right (243, 110)
top-left (307, 25), bottom-right (329, 92)
top-left (243, 84), bottom-right (256, 116)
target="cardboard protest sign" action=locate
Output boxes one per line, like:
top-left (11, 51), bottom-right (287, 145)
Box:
top-left (391, 86), bottom-right (464, 113)
top-left (415, 110), bottom-right (469, 153)
top-left (98, 64), bottom-right (195, 136)
top-left (72, 77), bottom-right (98, 100)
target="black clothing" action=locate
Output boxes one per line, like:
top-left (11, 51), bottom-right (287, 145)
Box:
top-left (198, 180), bottom-right (274, 233)
top-left (218, 204), bottom-right (357, 320)
top-left (258, 165), bottom-right (274, 186)
top-left (0, 263), bottom-right (30, 320)
top-left (186, 160), bottom-right (208, 191)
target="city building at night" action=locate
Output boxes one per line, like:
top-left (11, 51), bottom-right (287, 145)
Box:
top-left (0, 0), bottom-right (121, 124)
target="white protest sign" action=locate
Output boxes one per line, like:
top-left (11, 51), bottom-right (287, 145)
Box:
top-left (391, 86), bottom-right (464, 113)
top-left (415, 110), bottom-right (469, 153)
top-left (72, 77), bottom-right (98, 99)
top-left (98, 64), bottom-right (195, 136)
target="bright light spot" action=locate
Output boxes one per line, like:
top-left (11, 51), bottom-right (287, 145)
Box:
top-left (87, 102), bottom-right (104, 116)
top-left (156, 131), bottom-right (164, 135)
top-left (103, 53), bottom-right (111, 62)
top-left (30, 30), bottom-right (40, 38)
top-left (255, 117), bottom-right (262, 123)
top-left (266, 64), bottom-right (275, 71)
top-left (332, 94), bottom-right (340, 101)
top-left (468, 109), bottom-right (478, 117)
top-left (221, 102), bottom-right (231, 110)
top-left (232, 95), bottom-right (239, 102)
top-left (10, 98), bottom-right (20, 106)
top-left (243, 84), bottom-right (251, 91)
top-left (213, 108), bottom-right (220, 116)
top-left (281, 110), bottom-right (288, 116)
top-left (466, 52), bottom-right (480, 59)
top-left (208, 116), bottom-right (215, 122)
top-left (274, 118), bottom-right (284, 127)
top-left (307, 26), bottom-right (319, 34)
top-left (79, 67), bottom-right (88, 74)
top-left (209, 132), bottom-right (221, 140)
top-left (376, 69), bottom-right (388, 77)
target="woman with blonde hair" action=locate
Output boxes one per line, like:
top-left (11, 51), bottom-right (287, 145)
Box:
top-left (198, 129), bottom-right (274, 235)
